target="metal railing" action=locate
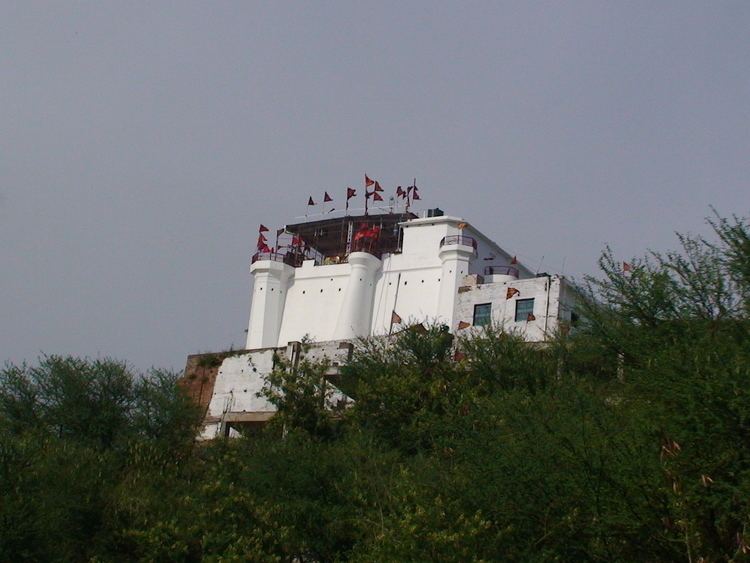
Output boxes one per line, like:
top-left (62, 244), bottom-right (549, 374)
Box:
top-left (251, 250), bottom-right (326, 268)
top-left (251, 251), bottom-right (285, 264)
top-left (484, 265), bottom-right (519, 277)
top-left (439, 235), bottom-right (477, 250)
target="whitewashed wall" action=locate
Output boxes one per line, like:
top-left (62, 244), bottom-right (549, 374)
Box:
top-left (276, 261), bottom-right (351, 344)
top-left (454, 275), bottom-right (571, 341)
top-left (200, 349), bottom-right (277, 439)
top-left (200, 341), bottom-right (353, 440)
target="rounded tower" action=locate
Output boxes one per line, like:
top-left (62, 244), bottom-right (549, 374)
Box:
top-left (246, 256), bottom-right (294, 349)
top-left (332, 251), bottom-right (382, 340)
top-left (436, 236), bottom-right (476, 328)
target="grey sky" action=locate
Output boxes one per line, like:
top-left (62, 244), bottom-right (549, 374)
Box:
top-left (2, 2), bottom-right (748, 371)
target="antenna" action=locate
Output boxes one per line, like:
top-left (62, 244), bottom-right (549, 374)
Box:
top-left (535, 255), bottom-right (545, 275)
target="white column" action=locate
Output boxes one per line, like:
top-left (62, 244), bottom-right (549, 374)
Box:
top-left (333, 252), bottom-right (382, 340)
top-left (246, 260), bottom-right (294, 349)
top-left (436, 244), bottom-right (474, 329)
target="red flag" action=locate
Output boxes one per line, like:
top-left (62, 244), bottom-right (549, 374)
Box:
top-left (374, 181), bottom-right (383, 192)
top-left (457, 320), bottom-right (471, 330)
top-left (396, 186), bottom-right (405, 197)
top-left (412, 187), bottom-right (421, 200)
top-left (373, 192), bottom-right (383, 202)
top-left (276, 228), bottom-right (285, 237)
top-left (506, 287), bottom-right (520, 299)
top-left (623, 261), bottom-right (632, 272)
top-left (391, 310), bottom-right (402, 325)
top-left (259, 224), bottom-right (269, 233)
top-left (346, 187), bottom-right (356, 200)
top-left (308, 196), bottom-right (315, 206)
top-left (510, 256), bottom-right (517, 265)
top-left (257, 233), bottom-right (267, 244)
top-left (527, 313), bottom-right (536, 322)
top-left (324, 191), bottom-right (333, 202)
top-left (291, 235), bottom-right (303, 246)
top-left (365, 175), bottom-right (375, 187)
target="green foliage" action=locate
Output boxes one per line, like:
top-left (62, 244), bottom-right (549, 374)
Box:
top-left (0, 357), bottom-right (201, 561)
top-left (1, 211), bottom-right (749, 561)
top-left (258, 340), bottom-right (345, 439)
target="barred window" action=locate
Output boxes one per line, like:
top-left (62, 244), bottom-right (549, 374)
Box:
top-left (515, 298), bottom-right (535, 322)
top-left (473, 303), bottom-right (492, 327)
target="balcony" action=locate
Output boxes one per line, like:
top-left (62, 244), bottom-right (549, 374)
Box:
top-left (439, 235), bottom-right (477, 251)
top-left (484, 265), bottom-right (519, 277)
top-left (251, 251), bottom-right (284, 264)
top-left (251, 252), bottom-right (315, 268)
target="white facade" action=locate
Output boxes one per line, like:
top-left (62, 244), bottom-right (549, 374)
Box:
top-left (245, 213), bottom-right (572, 348)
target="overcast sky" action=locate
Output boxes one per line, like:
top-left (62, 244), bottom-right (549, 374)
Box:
top-left (2, 2), bottom-right (748, 371)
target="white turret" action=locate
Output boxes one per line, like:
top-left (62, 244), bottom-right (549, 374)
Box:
top-left (333, 251), bottom-right (381, 340)
top-left (436, 235), bottom-right (476, 327)
top-left (246, 257), bottom-right (293, 349)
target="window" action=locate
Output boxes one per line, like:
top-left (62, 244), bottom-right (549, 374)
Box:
top-left (473, 303), bottom-right (492, 327)
top-left (515, 298), bottom-right (535, 322)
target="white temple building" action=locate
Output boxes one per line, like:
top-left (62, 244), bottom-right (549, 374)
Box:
top-left (247, 209), bottom-right (576, 346)
top-left (185, 207), bottom-right (577, 439)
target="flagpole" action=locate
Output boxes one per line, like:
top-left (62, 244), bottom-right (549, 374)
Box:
top-left (389, 272), bottom-right (402, 336)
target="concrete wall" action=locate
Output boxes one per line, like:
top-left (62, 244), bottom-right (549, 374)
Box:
top-left (200, 348), bottom-right (278, 439)
top-left (454, 275), bottom-right (571, 341)
top-left (276, 261), bottom-right (351, 344)
top-left (199, 341), bottom-right (353, 440)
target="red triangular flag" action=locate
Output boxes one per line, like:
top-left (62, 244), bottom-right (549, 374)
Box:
top-left (324, 191), bottom-right (333, 202)
top-left (374, 181), bottom-right (383, 192)
top-left (308, 196), bottom-right (315, 206)
top-left (506, 287), bottom-right (520, 299)
top-left (346, 187), bottom-right (356, 200)
top-left (373, 192), bottom-right (383, 201)
top-left (527, 313), bottom-right (536, 322)
top-left (259, 224), bottom-right (269, 233)
top-left (412, 187), bottom-right (421, 200)
top-left (396, 186), bottom-right (405, 197)
top-left (457, 321), bottom-right (471, 330)
top-left (391, 310), bottom-right (402, 325)
top-left (365, 175), bottom-right (375, 187)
